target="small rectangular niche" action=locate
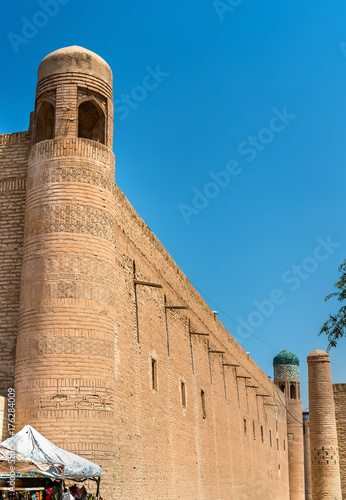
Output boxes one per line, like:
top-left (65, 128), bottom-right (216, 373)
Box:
top-left (253, 421), bottom-right (256, 440)
top-left (201, 390), bottom-right (206, 419)
top-left (269, 430), bottom-right (272, 447)
top-left (151, 358), bottom-right (158, 391)
top-left (244, 418), bottom-right (247, 435)
top-left (261, 425), bottom-right (264, 443)
top-left (181, 381), bottom-right (186, 408)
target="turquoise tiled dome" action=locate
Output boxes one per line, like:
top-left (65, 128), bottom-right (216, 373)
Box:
top-left (273, 349), bottom-right (299, 366)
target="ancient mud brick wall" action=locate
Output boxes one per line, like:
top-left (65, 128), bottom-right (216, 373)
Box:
top-left (110, 183), bottom-right (290, 499)
top-left (0, 131), bottom-right (291, 498)
top-left (0, 43), bottom-right (292, 496)
top-left (0, 132), bottom-right (292, 499)
top-left (0, 132), bottom-right (30, 396)
top-left (333, 383), bottom-right (346, 498)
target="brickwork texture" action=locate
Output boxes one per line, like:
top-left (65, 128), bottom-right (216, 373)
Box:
top-left (0, 132), bottom-right (30, 396)
top-left (302, 412), bottom-right (312, 500)
top-left (2, 45), bottom-right (342, 499)
top-left (308, 350), bottom-right (342, 500)
top-left (333, 384), bottom-right (346, 499)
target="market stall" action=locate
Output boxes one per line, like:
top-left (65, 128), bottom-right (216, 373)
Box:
top-left (0, 426), bottom-right (102, 499)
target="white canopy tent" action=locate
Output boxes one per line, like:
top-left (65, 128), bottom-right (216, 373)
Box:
top-left (0, 425), bottom-right (101, 496)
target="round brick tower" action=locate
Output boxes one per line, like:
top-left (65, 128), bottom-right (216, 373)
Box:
top-left (307, 350), bottom-right (342, 500)
top-left (15, 47), bottom-right (116, 496)
top-left (274, 350), bottom-right (305, 500)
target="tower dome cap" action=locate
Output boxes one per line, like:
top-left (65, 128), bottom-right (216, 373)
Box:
top-left (273, 349), bottom-right (299, 366)
top-left (307, 349), bottom-right (330, 362)
top-left (38, 46), bottom-right (112, 87)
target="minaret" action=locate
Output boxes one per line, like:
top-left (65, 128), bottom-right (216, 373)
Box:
top-left (302, 409), bottom-right (312, 500)
top-left (274, 350), bottom-right (305, 500)
top-left (15, 47), bottom-right (116, 497)
top-left (307, 350), bottom-right (342, 499)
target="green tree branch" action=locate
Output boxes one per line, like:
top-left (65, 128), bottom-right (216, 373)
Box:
top-left (319, 260), bottom-right (346, 350)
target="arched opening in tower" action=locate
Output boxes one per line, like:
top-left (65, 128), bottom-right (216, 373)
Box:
top-left (35, 101), bottom-right (55, 144)
top-left (78, 100), bottom-right (105, 144)
top-left (290, 384), bottom-right (296, 399)
top-left (280, 384), bottom-right (285, 394)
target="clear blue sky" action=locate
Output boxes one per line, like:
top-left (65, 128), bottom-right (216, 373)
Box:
top-left (1, 0), bottom-right (346, 407)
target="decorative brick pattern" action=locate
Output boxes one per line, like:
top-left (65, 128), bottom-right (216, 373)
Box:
top-left (16, 329), bottom-right (114, 357)
top-left (24, 204), bottom-right (116, 243)
top-left (274, 364), bottom-right (299, 380)
top-left (27, 164), bottom-right (115, 193)
top-left (312, 445), bottom-right (339, 465)
top-left (0, 177), bottom-right (26, 192)
top-left (28, 137), bottom-right (115, 169)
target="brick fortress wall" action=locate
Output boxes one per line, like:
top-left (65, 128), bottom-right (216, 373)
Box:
top-left (0, 132), bottom-right (31, 397)
top-left (0, 129), bottom-right (292, 499)
top-left (0, 46), bottom-right (292, 500)
top-left (110, 181), bottom-right (291, 499)
top-left (333, 383), bottom-right (346, 498)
